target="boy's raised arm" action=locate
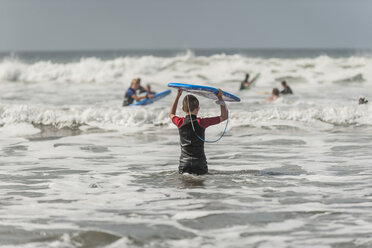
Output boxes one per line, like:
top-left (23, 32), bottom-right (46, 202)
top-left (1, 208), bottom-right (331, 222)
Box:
top-left (169, 89), bottom-right (182, 119)
top-left (217, 89), bottom-right (228, 122)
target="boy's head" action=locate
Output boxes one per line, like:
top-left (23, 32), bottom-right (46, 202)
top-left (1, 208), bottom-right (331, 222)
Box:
top-left (281, 81), bottom-right (287, 87)
top-left (272, 88), bottom-right (280, 96)
top-left (182, 94), bottom-right (199, 114)
top-left (131, 78), bottom-right (140, 89)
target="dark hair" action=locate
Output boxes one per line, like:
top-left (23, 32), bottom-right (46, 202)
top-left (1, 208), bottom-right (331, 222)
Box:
top-left (245, 73), bottom-right (250, 80)
top-left (273, 88), bottom-right (280, 96)
top-left (183, 95), bottom-right (199, 112)
top-left (281, 81), bottom-right (287, 86)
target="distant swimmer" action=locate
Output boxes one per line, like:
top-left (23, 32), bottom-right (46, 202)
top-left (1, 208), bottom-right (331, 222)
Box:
top-left (239, 73), bottom-right (260, 90)
top-left (136, 78), bottom-right (149, 94)
top-left (359, 97), bottom-right (368, 105)
top-left (137, 78), bottom-right (156, 95)
top-left (169, 89), bottom-right (227, 175)
top-left (123, 78), bottom-right (153, 106)
top-left (240, 74), bottom-right (250, 90)
top-left (145, 84), bottom-right (156, 95)
top-left (266, 88), bottom-right (280, 102)
top-left (280, 81), bottom-right (293, 94)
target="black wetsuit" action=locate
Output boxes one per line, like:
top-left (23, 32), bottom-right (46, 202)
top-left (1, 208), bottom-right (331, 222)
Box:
top-left (123, 88), bottom-right (136, 106)
top-left (281, 86), bottom-right (293, 94)
top-left (240, 81), bottom-right (248, 90)
top-left (240, 74), bottom-right (253, 90)
top-left (178, 115), bottom-right (208, 175)
top-left (172, 114), bottom-right (220, 175)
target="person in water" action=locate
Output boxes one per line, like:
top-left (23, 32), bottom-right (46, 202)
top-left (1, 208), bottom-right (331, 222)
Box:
top-left (359, 97), bottom-right (368, 105)
top-left (266, 88), bottom-right (280, 102)
top-left (137, 78), bottom-right (156, 94)
top-left (145, 84), bottom-right (156, 95)
top-left (280, 81), bottom-right (293, 94)
top-left (240, 74), bottom-right (250, 90)
top-left (169, 89), bottom-right (227, 175)
top-left (137, 78), bottom-right (148, 94)
top-left (240, 73), bottom-right (257, 90)
top-left (123, 78), bottom-right (153, 106)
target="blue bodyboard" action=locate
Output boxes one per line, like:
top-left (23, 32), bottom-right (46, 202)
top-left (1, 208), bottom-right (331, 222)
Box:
top-left (130, 89), bottom-right (171, 106)
top-left (168, 83), bottom-right (240, 102)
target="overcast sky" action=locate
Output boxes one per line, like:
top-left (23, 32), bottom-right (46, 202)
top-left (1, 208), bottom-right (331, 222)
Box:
top-left (0, 0), bottom-right (371, 51)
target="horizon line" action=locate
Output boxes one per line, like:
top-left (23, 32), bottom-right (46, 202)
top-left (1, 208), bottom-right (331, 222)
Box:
top-left (1, 47), bottom-right (372, 54)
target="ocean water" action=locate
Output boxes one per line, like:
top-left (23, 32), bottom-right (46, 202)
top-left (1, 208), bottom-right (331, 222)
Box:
top-left (0, 49), bottom-right (372, 248)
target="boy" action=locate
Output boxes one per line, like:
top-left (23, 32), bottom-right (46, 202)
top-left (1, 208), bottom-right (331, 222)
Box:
top-left (169, 89), bottom-right (227, 175)
top-left (280, 81), bottom-right (293, 94)
top-left (359, 97), bottom-right (368, 105)
top-left (240, 73), bottom-right (251, 90)
top-left (145, 84), bottom-right (156, 95)
top-left (123, 78), bottom-right (153, 106)
top-left (266, 88), bottom-right (280, 102)
top-left (239, 73), bottom-right (259, 90)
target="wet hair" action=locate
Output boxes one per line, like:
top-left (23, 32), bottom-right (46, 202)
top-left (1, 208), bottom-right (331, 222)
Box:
top-left (131, 78), bottom-right (139, 87)
top-left (245, 73), bottom-right (250, 81)
top-left (183, 94), bottom-right (199, 112)
top-left (272, 88), bottom-right (280, 96)
top-left (281, 81), bottom-right (287, 86)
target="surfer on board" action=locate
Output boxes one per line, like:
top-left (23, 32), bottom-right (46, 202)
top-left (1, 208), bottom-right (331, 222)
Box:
top-left (240, 73), bottom-right (259, 90)
top-left (123, 78), bottom-right (153, 106)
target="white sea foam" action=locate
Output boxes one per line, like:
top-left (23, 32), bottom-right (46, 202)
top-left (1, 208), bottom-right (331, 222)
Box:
top-left (0, 123), bottom-right (40, 137)
top-left (1, 53), bottom-right (370, 132)
top-left (1, 52), bottom-right (372, 248)
top-left (0, 104), bottom-right (170, 129)
top-left (0, 53), bottom-right (371, 86)
top-left (0, 103), bottom-right (371, 131)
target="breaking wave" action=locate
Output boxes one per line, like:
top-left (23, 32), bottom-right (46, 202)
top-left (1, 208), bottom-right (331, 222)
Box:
top-left (0, 52), bottom-right (371, 86)
top-left (1, 103), bottom-right (371, 134)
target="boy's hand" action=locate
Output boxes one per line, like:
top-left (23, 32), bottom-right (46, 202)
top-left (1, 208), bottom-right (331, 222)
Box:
top-left (177, 89), bottom-right (183, 97)
top-left (217, 88), bottom-right (223, 100)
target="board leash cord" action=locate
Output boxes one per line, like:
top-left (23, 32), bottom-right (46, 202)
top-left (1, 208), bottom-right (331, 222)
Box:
top-left (187, 95), bottom-right (229, 143)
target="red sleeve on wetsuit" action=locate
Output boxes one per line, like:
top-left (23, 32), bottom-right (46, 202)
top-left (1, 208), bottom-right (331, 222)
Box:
top-left (172, 116), bottom-right (184, 128)
top-left (197, 117), bottom-right (221, 129)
